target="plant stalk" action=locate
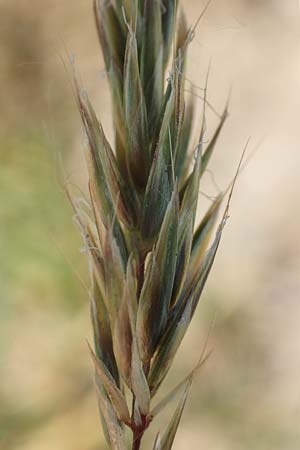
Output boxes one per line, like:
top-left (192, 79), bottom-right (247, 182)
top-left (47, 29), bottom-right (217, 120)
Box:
top-left (132, 430), bottom-right (144, 450)
top-left (131, 397), bottom-right (149, 450)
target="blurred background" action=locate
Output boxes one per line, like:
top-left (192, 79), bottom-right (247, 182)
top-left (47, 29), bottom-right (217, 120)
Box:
top-left (1, 0), bottom-right (300, 449)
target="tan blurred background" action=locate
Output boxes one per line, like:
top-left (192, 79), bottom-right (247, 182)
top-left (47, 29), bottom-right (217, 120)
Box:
top-left (1, 0), bottom-right (300, 449)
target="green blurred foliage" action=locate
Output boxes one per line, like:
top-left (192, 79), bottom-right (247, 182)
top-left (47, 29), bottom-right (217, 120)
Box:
top-left (0, 133), bottom-right (85, 315)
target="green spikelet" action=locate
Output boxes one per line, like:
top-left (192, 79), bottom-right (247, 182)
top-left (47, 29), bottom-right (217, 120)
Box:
top-left (70, 1), bottom-right (230, 448)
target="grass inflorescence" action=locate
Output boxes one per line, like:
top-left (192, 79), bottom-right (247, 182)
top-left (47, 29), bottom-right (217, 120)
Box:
top-left (69, 1), bottom-right (232, 449)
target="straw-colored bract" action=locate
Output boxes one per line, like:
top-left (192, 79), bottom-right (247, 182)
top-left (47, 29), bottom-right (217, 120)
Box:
top-left (70, 1), bottom-right (229, 449)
